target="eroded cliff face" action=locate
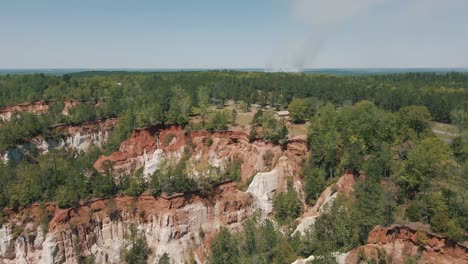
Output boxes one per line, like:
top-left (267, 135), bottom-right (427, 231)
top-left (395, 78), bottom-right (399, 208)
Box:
top-left (94, 125), bottom-right (307, 182)
top-left (1, 126), bottom-right (310, 263)
top-left (343, 224), bottom-right (468, 264)
top-left (0, 100), bottom-right (80, 122)
top-left (94, 125), bottom-right (307, 217)
top-left (294, 172), bottom-right (356, 235)
top-left (0, 182), bottom-right (252, 264)
top-left (1, 118), bottom-right (117, 162)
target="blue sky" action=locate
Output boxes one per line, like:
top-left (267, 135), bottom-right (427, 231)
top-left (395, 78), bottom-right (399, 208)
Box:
top-left (1, 0), bottom-right (467, 69)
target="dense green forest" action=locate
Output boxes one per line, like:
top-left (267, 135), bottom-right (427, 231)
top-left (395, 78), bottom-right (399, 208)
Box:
top-left (0, 71), bottom-right (467, 263)
top-left (1, 71), bottom-right (467, 122)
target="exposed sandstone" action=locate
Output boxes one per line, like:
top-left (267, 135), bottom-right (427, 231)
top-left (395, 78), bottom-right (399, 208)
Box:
top-left (0, 182), bottom-right (253, 264)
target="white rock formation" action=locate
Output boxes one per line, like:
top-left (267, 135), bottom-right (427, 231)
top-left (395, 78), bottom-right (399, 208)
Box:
top-left (247, 169), bottom-right (280, 217)
top-left (246, 155), bottom-right (294, 217)
top-left (1, 131), bottom-right (109, 163)
top-left (291, 255), bottom-right (315, 264)
top-left (143, 149), bottom-right (166, 178)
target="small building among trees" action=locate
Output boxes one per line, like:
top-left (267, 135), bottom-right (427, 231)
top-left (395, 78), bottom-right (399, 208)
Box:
top-left (275, 110), bottom-right (290, 120)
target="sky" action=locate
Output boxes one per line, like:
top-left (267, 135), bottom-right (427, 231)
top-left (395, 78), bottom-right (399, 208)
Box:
top-left (1, 0), bottom-right (467, 69)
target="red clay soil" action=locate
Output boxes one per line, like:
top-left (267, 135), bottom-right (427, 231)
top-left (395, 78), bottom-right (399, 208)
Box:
top-left (345, 224), bottom-right (468, 264)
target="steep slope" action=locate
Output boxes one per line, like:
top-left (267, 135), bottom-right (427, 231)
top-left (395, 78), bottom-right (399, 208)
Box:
top-left (1, 126), bottom-right (309, 263)
top-left (1, 118), bottom-right (117, 162)
top-left (343, 224), bottom-right (468, 264)
top-left (0, 182), bottom-right (251, 264)
top-left (94, 125), bottom-right (307, 183)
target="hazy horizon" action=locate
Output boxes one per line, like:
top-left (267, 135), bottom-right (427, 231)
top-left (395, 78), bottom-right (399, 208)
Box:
top-left (2, 0), bottom-right (468, 69)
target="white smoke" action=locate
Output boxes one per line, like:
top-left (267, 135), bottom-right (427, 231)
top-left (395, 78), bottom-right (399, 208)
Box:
top-left (268, 0), bottom-right (385, 71)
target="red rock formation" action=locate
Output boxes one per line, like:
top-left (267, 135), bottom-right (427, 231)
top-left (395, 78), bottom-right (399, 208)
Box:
top-left (94, 125), bottom-right (308, 182)
top-left (0, 100), bottom-right (50, 121)
top-left (345, 224), bottom-right (468, 264)
top-left (1, 182), bottom-right (253, 263)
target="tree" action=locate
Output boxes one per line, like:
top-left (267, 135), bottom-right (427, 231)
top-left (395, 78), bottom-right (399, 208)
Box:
top-left (450, 109), bottom-right (468, 129)
top-left (399, 106), bottom-right (432, 134)
top-left (273, 183), bottom-right (302, 223)
top-left (451, 135), bottom-right (468, 162)
top-left (135, 103), bottom-right (163, 128)
top-left (288, 97), bottom-right (309, 123)
top-left (123, 225), bottom-right (150, 264)
top-left (210, 227), bottom-right (239, 264)
top-left (158, 253), bottom-right (171, 264)
top-left (194, 86), bottom-right (212, 129)
top-left (398, 137), bottom-right (451, 194)
top-left (207, 110), bottom-right (231, 131)
top-left (351, 179), bottom-right (387, 244)
top-left (167, 87), bottom-right (192, 125)
top-left (304, 166), bottom-right (327, 205)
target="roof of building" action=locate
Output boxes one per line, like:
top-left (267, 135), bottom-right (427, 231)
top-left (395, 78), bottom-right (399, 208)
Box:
top-left (276, 110), bottom-right (290, 116)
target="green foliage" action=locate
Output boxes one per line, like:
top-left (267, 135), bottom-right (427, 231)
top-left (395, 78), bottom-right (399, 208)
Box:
top-left (300, 195), bottom-right (356, 256)
top-left (150, 157), bottom-right (196, 195)
top-left (135, 103), bottom-right (163, 128)
top-left (77, 255), bottom-right (95, 264)
top-left (211, 219), bottom-right (297, 264)
top-left (0, 113), bottom-right (48, 152)
top-left (68, 103), bottom-right (98, 124)
top-left (121, 175), bottom-right (145, 197)
top-left (303, 165), bottom-right (327, 205)
top-left (210, 227), bottom-right (239, 264)
top-left (450, 109), bottom-right (468, 129)
top-left (288, 97), bottom-right (309, 123)
top-left (1, 71), bottom-right (467, 250)
top-left (251, 111), bottom-right (288, 144)
top-left (167, 87), bottom-right (192, 125)
top-left (398, 137), bottom-right (451, 194)
top-left (399, 106), bottom-right (432, 134)
top-left (207, 110), bottom-right (232, 131)
top-left (352, 180), bottom-right (388, 244)
top-left (451, 135), bottom-right (468, 162)
top-left (158, 253), bottom-right (171, 264)
top-left (122, 225), bottom-right (150, 264)
top-left (308, 101), bottom-right (396, 177)
top-left (223, 158), bottom-right (242, 182)
top-left (273, 183), bottom-right (302, 224)
top-left (263, 150), bottom-right (274, 170)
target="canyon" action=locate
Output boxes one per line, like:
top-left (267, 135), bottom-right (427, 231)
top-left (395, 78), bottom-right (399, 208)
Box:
top-left (0, 125), bottom-right (310, 263)
top-left (0, 123), bottom-right (466, 263)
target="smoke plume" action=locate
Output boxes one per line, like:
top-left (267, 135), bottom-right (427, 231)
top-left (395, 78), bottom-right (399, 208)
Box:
top-left (269, 0), bottom-right (385, 71)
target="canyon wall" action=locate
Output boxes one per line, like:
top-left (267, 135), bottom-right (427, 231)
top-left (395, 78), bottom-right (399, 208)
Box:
top-left (94, 125), bottom-right (307, 183)
top-left (1, 118), bottom-right (117, 162)
top-left (0, 182), bottom-right (252, 264)
top-left (343, 224), bottom-right (468, 264)
top-left (1, 126), bottom-right (309, 263)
